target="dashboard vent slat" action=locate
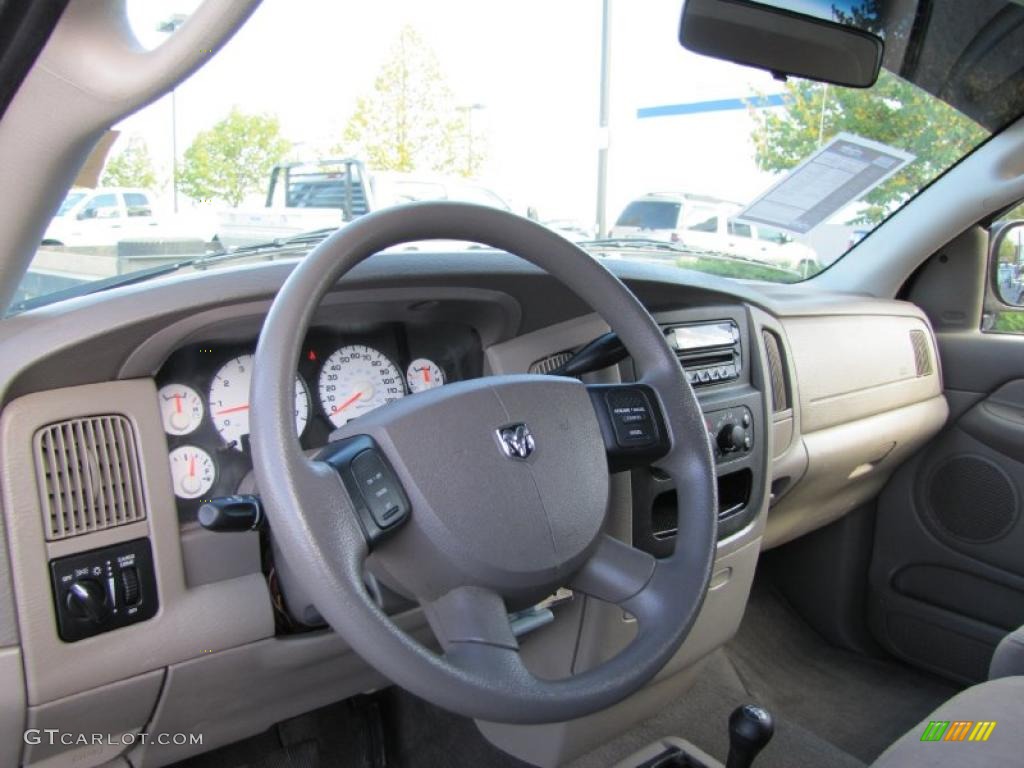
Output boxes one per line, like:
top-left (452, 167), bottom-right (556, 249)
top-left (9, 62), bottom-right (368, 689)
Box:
top-left (529, 350), bottom-right (574, 375)
top-left (35, 415), bottom-right (146, 540)
top-left (762, 330), bottom-right (790, 413)
top-left (910, 330), bottom-right (933, 377)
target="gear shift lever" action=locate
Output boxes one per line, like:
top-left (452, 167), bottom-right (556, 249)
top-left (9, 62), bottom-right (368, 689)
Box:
top-left (726, 704), bottom-right (774, 768)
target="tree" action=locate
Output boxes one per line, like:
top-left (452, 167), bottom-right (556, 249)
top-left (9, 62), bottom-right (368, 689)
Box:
top-left (179, 108), bottom-right (291, 207)
top-left (750, 70), bottom-right (987, 225)
top-left (340, 26), bottom-right (480, 176)
top-left (101, 136), bottom-right (158, 189)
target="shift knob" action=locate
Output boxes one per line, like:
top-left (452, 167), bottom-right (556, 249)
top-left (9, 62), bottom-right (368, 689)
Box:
top-left (726, 704), bottom-right (774, 768)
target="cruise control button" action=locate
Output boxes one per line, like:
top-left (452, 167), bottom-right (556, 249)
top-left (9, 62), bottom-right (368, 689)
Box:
top-left (351, 450), bottom-right (405, 529)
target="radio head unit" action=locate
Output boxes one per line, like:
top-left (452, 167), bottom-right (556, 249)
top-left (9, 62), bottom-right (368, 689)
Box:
top-left (664, 320), bottom-right (742, 386)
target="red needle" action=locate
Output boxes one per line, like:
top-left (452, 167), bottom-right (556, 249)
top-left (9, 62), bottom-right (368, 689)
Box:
top-left (423, 368), bottom-right (431, 383)
top-left (215, 404), bottom-right (250, 416)
top-left (189, 455), bottom-right (195, 477)
top-left (173, 394), bottom-right (183, 413)
top-left (331, 392), bottom-right (363, 414)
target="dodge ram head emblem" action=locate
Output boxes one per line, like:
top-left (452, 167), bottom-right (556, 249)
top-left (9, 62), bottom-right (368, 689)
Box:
top-left (496, 423), bottom-right (535, 460)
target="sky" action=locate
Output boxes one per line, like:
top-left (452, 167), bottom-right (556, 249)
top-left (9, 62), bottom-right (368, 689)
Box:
top-left (118, 0), bottom-right (793, 225)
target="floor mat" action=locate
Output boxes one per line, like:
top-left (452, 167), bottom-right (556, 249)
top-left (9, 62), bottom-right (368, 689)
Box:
top-left (571, 582), bottom-right (960, 768)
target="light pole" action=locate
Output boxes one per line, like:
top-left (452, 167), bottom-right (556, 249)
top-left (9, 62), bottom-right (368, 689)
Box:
top-left (596, 0), bottom-right (612, 237)
top-left (457, 103), bottom-right (485, 176)
top-left (157, 14), bottom-right (188, 212)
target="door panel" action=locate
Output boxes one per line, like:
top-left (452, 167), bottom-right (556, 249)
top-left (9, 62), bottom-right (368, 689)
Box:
top-left (870, 349), bottom-right (1024, 684)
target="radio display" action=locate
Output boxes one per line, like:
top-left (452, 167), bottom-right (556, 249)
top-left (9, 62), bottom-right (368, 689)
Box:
top-left (670, 322), bottom-right (736, 351)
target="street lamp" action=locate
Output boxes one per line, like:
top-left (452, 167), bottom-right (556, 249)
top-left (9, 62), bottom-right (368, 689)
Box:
top-left (157, 14), bottom-right (188, 212)
top-left (457, 103), bottom-right (485, 176)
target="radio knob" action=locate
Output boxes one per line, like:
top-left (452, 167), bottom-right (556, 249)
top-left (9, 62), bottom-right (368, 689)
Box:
top-left (717, 423), bottom-right (747, 454)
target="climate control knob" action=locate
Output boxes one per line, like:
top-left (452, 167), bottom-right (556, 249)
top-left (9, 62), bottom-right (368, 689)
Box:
top-left (65, 579), bottom-right (110, 624)
top-left (717, 423), bottom-right (747, 454)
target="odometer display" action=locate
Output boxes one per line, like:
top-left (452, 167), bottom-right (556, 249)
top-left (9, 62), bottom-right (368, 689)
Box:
top-left (318, 345), bottom-right (405, 427)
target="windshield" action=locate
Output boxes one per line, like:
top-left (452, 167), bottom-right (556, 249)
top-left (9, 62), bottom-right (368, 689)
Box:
top-left (14, 0), bottom-right (1018, 311)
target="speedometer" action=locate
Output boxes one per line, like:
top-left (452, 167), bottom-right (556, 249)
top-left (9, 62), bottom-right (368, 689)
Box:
top-left (209, 354), bottom-right (310, 450)
top-left (318, 345), bottom-right (405, 427)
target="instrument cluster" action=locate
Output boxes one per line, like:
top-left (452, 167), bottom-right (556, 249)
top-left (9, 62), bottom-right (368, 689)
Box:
top-left (155, 322), bottom-right (482, 521)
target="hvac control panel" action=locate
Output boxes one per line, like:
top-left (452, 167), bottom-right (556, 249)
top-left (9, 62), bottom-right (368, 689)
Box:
top-left (704, 405), bottom-right (754, 463)
top-left (50, 538), bottom-right (158, 642)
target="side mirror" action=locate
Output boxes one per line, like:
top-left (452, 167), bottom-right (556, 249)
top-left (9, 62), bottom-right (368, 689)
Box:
top-left (679, 0), bottom-right (884, 88)
top-left (992, 220), bottom-right (1024, 307)
top-left (77, 208), bottom-right (97, 220)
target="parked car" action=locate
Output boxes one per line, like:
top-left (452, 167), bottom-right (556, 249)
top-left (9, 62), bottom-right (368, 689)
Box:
top-left (43, 187), bottom-right (216, 248)
top-left (611, 192), bottom-right (820, 274)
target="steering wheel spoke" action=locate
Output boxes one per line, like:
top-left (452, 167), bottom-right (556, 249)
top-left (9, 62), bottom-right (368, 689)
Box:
top-left (586, 383), bottom-right (672, 471)
top-left (314, 434), bottom-right (412, 548)
top-left (422, 585), bottom-right (519, 651)
top-left (570, 534), bottom-right (657, 605)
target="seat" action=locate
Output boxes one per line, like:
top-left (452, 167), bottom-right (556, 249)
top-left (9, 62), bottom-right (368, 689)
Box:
top-left (872, 676), bottom-right (1024, 767)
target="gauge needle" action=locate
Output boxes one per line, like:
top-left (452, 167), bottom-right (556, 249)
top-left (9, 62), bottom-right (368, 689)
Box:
top-left (215, 404), bottom-right (250, 416)
top-left (332, 391), bottom-right (363, 414)
top-left (174, 394), bottom-right (183, 413)
top-left (189, 455), bottom-right (195, 477)
top-left (423, 368), bottom-right (431, 383)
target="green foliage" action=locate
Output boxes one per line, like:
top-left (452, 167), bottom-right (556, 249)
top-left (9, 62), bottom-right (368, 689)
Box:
top-left (750, 71), bottom-right (987, 225)
top-left (101, 136), bottom-right (158, 189)
top-left (993, 311), bottom-right (1024, 333)
top-left (179, 108), bottom-right (291, 207)
top-left (340, 26), bottom-right (480, 176)
top-left (676, 256), bottom-right (802, 283)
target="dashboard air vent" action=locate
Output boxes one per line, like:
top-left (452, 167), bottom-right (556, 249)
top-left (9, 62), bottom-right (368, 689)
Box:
top-left (529, 350), bottom-right (574, 375)
top-left (762, 330), bottom-right (790, 413)
top-left (35, 415), bottom-right (147, 540)
top-left (909, 330), bottom-right (933, 377)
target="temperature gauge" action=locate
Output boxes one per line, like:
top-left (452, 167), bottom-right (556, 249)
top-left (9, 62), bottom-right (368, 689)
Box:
top-left (406, 358), bottom-right (445, 393)
top-left (168, 445), bottom-right (216, 500)
top-left (158, 384), bottom-right (204, 436)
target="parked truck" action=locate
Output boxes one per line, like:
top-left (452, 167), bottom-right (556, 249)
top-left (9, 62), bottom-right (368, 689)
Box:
top-left (214, 158), bottom-right (519, 249)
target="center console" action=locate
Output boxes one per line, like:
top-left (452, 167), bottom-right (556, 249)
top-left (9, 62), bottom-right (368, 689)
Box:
top-left (633, 307), bottom-right (768, 556)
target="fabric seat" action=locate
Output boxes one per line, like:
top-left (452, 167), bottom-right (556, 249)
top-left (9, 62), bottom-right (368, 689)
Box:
top-left (872, 676), bottom-right (1024, 767)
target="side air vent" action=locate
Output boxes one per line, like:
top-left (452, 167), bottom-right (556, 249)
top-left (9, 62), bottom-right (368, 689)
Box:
top-left (529, 350), bottom-right (574, 375)
top-left (762, 330), bottom-right (790, 413)
top-left (35, 415), bottom-right (147, 540)
top-left (909, 330), bottom-right (933, 377)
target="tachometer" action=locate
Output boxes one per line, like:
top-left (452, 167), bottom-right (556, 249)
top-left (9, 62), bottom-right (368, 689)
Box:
top-left (158, 384), bottom-right (204, 435)
top-left (406, 358), bottom-right (446, 393)
top-left (318, 345), bottom-right (405, 427)
top-left (168, 445), bottom-right (216, 499)
top-left (209, 354), bottom-right (310, 450)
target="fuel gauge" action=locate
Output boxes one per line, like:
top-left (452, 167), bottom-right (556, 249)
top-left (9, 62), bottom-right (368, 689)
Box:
top-left (406, 358), bottom-right (445, 393)
top-left (159, 384), bottom-right (204, 436)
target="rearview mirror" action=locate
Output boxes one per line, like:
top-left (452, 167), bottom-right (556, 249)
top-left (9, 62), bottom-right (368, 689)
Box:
top-left (679, 0), bottom-right (884, 88)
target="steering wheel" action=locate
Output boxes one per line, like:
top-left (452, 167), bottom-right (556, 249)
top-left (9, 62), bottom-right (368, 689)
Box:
top-left (250, 203), bottom-right (717, 724)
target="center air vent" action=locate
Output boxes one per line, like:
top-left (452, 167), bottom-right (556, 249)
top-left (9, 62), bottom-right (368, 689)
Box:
top-left (762, 330), bottom-right (790, 413)
top-left (529, 350), bottom-right (574, 375)
top-left (35, 415), bottom-right (147, 540)
top-left (909, 329), bottom-right (933, 377)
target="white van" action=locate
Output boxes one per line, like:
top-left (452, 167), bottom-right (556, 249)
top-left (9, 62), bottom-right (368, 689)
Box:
top-left (610, 193), bottom-right (819, 273)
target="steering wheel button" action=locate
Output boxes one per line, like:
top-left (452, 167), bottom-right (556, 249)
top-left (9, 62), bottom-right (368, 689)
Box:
top-left (351, 449), bottom-right (408, 529)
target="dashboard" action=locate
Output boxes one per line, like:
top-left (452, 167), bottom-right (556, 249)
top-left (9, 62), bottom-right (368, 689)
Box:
top-left (0, 250), bottom-right (948, 768)
top-left (154, 321), bottom-right (483, 521)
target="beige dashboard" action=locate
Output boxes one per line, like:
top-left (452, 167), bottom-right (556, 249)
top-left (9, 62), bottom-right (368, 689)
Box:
top-left (0, 259), bottom-right (949, 768)
top-left (766, 310), bottom-right (947, 548)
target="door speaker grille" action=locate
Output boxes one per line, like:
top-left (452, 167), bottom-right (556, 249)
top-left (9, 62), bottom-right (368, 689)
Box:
top-left (35, 415), bottom-right (147, 540)
top-left (926, 455), bottom-right (1017, 543)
